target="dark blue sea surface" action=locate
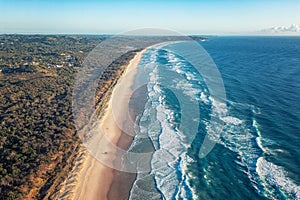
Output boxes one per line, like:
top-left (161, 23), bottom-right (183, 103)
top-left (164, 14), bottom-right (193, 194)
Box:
top-left (128, 37), bottom-right (300, 200)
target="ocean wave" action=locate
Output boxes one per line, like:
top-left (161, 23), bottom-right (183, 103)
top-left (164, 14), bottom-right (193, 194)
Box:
top-left (208, 101), bottom-right (300, 200)
top-left (256, 157), bottom-right (300, 200)
top-left (130, 43), bottom-right (300, 200)
top-left (129, 47), bottom-right (198, 199)
top-left (152, 93), bottom-right (193, 199)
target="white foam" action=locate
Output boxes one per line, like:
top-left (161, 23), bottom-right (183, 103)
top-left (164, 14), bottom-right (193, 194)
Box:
top-left (173, 154), bottom-right (198, 200)
top-left (221, 116), bottom-right (243, 125)
top-left (175, 79), bottom-right (200, 101)
top-left (149, 75), bottom-right (195, 199)
top-left (256, 157), bottom-right (300, 199)
top-left (185, 72), bottom-right (197, 81)
top-left (210, 108), bottom-right (300, 200)
top-left (253, 119), bottom-right (270, 153)
top-left (142, 47), bottom-right (300, 199)
top-left (200, 92), bottom-right (210, 104)
top-left (206, 110), bottom-right (264, 195)
top-left (209, 96), bottom-right (227, 116)
top-left (131, 45), bottom-right (222, 200)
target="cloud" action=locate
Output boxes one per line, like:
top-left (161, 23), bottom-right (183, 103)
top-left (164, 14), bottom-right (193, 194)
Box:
top-left (259, 24), bottom-right (300, 35)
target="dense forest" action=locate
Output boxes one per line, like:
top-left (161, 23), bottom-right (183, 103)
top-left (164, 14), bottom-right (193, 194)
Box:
top-left (0, 35), bottom-right (138, 199)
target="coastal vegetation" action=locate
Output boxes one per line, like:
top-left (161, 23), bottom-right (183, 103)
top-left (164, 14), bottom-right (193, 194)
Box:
top-left (0, 35), bottom-right (137, 199)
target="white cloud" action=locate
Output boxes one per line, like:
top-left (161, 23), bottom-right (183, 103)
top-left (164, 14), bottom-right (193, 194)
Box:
top-left (259, 24), bottom-right (300, 35)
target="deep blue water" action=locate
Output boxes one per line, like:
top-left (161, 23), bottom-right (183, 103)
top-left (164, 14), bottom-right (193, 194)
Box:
top-left (128, 37), bottom-right (300, 200)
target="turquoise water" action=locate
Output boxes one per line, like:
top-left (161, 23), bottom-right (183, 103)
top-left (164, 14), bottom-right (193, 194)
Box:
top-left (128, 37), bottom-right (300, 200)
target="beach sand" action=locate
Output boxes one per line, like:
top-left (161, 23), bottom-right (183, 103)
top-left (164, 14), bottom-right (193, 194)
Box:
top-left (64, 48), bottom-right (147, 200)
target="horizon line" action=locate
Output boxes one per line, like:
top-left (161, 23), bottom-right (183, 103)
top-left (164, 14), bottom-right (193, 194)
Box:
top-left (1, 33), bottom-right (300, 37)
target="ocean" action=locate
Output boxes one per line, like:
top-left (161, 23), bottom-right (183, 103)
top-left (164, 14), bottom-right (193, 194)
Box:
top-left (127, 37), bottom-right (300, 200)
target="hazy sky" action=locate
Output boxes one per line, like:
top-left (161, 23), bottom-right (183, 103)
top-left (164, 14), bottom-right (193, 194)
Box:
top-left (1, 0), bottom-right (300, 34)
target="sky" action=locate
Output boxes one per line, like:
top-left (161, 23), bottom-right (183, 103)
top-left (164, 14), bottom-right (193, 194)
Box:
top-left (0, 0), bottom-right (300, 35)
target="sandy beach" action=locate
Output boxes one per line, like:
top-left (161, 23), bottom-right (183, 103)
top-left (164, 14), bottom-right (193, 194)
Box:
top-left (59, 48), bottom-right (148, 200)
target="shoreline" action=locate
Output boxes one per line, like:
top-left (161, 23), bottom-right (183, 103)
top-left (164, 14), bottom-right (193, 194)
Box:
top-left (58, 47), bottom-right (149, 200)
